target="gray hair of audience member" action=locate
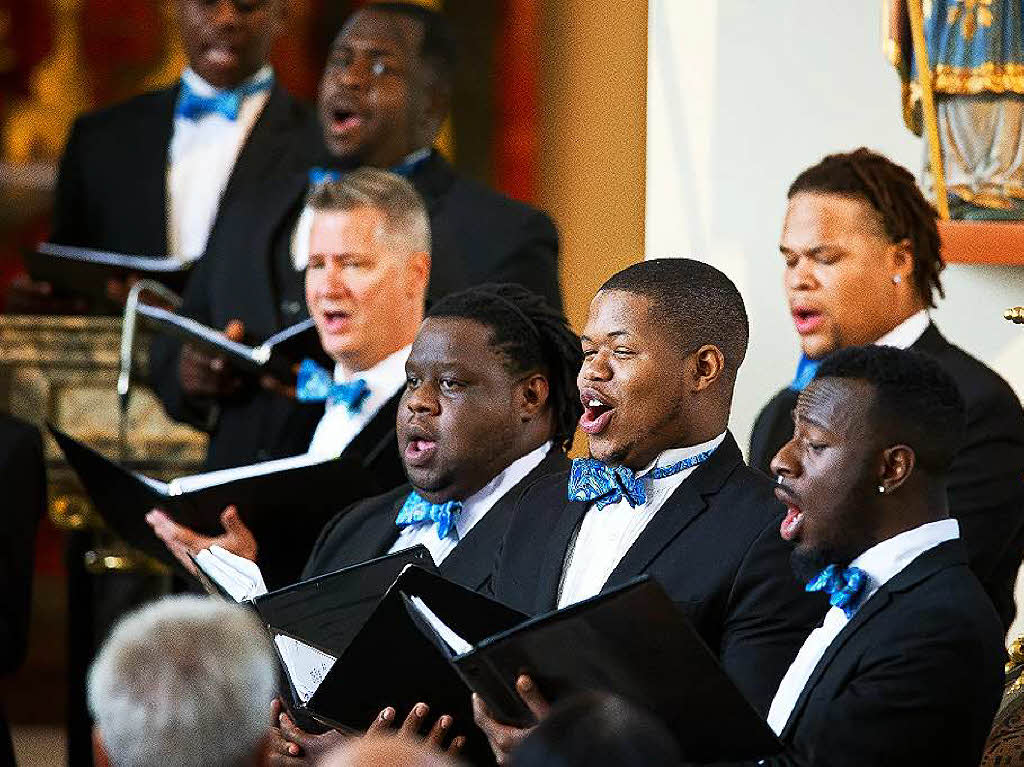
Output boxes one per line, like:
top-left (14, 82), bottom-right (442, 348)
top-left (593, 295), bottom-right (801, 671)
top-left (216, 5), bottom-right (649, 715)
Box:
top-left (307, 167), bottom-right (431, 254)
top-left (511, 692), bottom-right (681, 767)
top-left (87, 595), bottom-right (276, 767)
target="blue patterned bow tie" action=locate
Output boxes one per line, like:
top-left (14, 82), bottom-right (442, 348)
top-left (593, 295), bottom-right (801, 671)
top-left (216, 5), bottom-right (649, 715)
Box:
top-left (295, 359), bottom-right (369, 412)
top-left (805, 564), bottom-right (868, 618)
top-left (790, 354), bottom-right (821, 392)
top-left (175, 73), bottom-right (273, 122)
top-left (308, 150), bottom-right (431, 187)
top-left (395, 492), bottom-right (463, 540)
top-left (567, 449), bottom-right (714, 510)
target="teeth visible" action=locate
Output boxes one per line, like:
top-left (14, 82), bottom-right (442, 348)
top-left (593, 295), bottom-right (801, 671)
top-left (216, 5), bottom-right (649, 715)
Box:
top-left (588, 399), bottom-right (603, 407)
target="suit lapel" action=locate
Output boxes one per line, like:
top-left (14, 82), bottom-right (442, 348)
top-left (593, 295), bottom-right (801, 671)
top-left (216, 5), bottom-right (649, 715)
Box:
top-left (779, 540), bottom-right (966, 739)
top-left (442, 450), bottom-right (570, 592)
top-left (135, 85), bottom-right (178, 256)
top-left (409, 151), bottom-right (456, 217)
top-left (603, 434), bottom-right (743, 588)
top-left (340, 392), bottom-right (402, 469)
top-left (534, 497), bottom-right (588, 613)
top-left (348, 492), bottom-right (408, 566)
top-left (220, 84), bottom-right (304, 207)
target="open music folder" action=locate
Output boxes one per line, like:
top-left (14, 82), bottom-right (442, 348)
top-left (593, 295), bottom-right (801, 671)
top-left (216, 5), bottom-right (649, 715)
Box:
top-left (192, 546), bottom-right (438, 732)
top-left (306, 568), bottom-right (782, 763)
top-left (136, 305), bottom-right (322, 383)
top-left (49, 426), bottom-right (361, 577)
top-left (26, 242), bottom-right (192, 303)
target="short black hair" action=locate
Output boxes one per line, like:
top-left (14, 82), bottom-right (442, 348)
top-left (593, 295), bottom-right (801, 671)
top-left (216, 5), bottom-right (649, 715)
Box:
top-left (788, 147), bottom-right (944, 307)
top-left (511, 692), bottom-right (681, 767)
top-left (600, 258), bottom-right (749, 378)
top-left (815, 345), bottom-right (966, 475)
top-left (427, 283), bottom-right (583, 452)
top-left (368, 2), bottom-right (457, 91)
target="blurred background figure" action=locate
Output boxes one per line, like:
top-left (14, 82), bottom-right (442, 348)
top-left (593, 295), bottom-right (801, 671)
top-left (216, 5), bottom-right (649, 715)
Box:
top-left (0, 415), bottom-right (46, 766)
top-left (86, 595), bottom-right (276, 767)
top-left (510, 693), bottom-right (682, 767)
top-left (316, 734), bottom-right (463, 767)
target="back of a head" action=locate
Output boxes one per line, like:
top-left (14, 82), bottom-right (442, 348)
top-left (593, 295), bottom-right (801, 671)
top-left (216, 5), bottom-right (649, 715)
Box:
top-left (600, 258), bottom-right (749, 380)
top-left (815, 345), bottom-right (966, 476)
top-left (317, 733), bottom-right (462, 767)
top-left (427, 283), bottom-right (584, 451)
top-left (511, 693), bottom-right (681, 767)
top-left (87, 595), bottom-right (276, 767)
top-left (788, 147), bottom-right (944, 307)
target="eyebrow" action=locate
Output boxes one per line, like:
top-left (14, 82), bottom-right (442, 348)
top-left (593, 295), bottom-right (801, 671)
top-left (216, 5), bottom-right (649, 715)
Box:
top-left (779, 244), bottom-right (836, 257)
top-left (580, 330), bottom-right (631, 343)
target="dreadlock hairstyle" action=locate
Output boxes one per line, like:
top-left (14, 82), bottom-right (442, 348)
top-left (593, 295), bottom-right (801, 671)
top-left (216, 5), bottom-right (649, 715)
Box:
top-left (427, 284), bottom-right (583, 452)
top-left (788, 147), bottom-right (945, 308)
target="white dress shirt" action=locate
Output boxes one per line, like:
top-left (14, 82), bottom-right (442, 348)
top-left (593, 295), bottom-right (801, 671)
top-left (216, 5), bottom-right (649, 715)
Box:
top-left (875, 309), bottom-right (930, 349)
top-left (306, 345), bottom-right (411, 460)
top-left (167, 66), bottom-right (272, 265)
top-left (765, 518), bottom-right (960, 735)
top-left (556, 432), bottom-right (728, 609)
top-left (389, 441), bottom-right (554, 566)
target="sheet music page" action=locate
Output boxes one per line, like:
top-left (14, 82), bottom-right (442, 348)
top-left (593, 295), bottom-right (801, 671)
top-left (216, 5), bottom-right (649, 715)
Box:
top-left (409, 596), bottom-right (473, 656)
top-left (194, 546), bottom-right (268, 601)
top-left (167, 452), bottom-right (327, 494)
top-left (274, 634), bottom-right (338, 703)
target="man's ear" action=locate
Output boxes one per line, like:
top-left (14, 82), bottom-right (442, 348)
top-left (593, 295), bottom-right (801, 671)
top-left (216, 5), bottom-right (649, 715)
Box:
top-left (879, 444), bottom-right (915, 494)
top-left (406, 250), bottom-right (431, 300)
top-left (516, 373), bottom-right (550, 422)
top-left (890, 238), bottom-right (915, 286)
top-left (691, 345), bottom-right (726, 392)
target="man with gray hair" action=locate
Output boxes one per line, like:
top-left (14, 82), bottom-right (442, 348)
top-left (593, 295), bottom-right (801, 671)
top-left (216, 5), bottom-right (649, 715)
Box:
top-left (87, 595), bottom-right (276, 767)
top-left (147, 168), bottom-right (430, 587)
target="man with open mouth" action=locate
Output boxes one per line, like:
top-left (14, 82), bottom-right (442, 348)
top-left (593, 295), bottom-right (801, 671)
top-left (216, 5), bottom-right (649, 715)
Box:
top-left (150, 1), bottom-right (563, 475)
top-left (750, 148), bottom-right (1024, 631)
top-left (757, 345), bottom-right (1004, 766)
top-left (477, 259), bottom-right (827, 763)
top-left (155, 283), bottom-right (580, 764)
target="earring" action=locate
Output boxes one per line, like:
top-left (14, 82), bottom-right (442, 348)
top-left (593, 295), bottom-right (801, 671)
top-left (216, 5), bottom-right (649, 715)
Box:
top-left (892, 275), bottom-right (902, 284)
top-left (878, 485), bottom-right (885, 494)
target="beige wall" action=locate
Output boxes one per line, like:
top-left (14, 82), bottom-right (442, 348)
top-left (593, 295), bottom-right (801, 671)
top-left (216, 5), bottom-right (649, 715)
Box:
top-left (537, 0), bottom-right (648, 331)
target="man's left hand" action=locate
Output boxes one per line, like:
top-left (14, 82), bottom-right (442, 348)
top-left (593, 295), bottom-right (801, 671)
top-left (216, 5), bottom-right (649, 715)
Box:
top-left (472, 674), bottom-right (550, 764)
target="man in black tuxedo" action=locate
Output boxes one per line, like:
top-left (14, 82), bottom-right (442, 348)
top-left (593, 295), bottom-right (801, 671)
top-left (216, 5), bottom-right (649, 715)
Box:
top-left (155, 284), bottom-right (582, 765)
top-left (147, 169), bottom-right (431, 588)
top-left (0, 415), bottom-right (45, 766)
top-left (35, 0), bottom-right (313, 310)
top-left (751, 346), bottom-right (1005, 766)
top-left (476, 259), bottom-right (827, 762)
top-left (149, 2), bottom-right (562, 471)
top-left (750, 148), bottom-right (1024, 630)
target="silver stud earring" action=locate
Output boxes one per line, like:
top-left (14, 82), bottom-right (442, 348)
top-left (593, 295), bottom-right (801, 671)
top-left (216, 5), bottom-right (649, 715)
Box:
top-left (892, 275), bottom-right (902, 284)
top-left (878, 485), bottom-right (885, 494)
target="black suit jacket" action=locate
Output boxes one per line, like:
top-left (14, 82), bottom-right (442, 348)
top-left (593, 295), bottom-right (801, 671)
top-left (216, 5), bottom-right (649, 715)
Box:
top-left (302, 449), bottom-right (570, 594)
top-left (0, 416), bottom-right (46, 765)
top-left (491, 434), bottom-right (827, 716)
top-left (149, 149), bottom-right (562, 470)
top-left (51, 81), bottom-right (313, 260)
top-left (749, 324), bottom-right (1024, 629)
top-left (752, 540), bottom-right (1004, 767)
top-left (250, 392), bottom-right (407, 590)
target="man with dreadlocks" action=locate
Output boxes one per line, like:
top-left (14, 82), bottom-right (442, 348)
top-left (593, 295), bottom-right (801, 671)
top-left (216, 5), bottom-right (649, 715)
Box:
top-left (750, 147), bottom-right (1024, 631)
top-left (158, 283), bottom-right (581, 765)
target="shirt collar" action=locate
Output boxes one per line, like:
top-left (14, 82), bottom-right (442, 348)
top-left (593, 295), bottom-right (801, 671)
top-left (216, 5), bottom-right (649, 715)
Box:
top-left (333, 345), bottom-right (410, 387)
top-left (635, 431), bottom-right (727, 478)
top-left (455, 442), bottom-right (553, 539)
top-left (875, 309), bottom-right (930, 350)
top-left (849, 518), bottom-right (960, 596)
top-left (180, 64), bottom-right (273, 98)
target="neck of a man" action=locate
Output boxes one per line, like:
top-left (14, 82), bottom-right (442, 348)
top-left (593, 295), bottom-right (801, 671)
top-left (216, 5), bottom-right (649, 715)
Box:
top-left (622, 424), bottom-right (726, 471)
top-left (329, 142), bottom-right (433, 172)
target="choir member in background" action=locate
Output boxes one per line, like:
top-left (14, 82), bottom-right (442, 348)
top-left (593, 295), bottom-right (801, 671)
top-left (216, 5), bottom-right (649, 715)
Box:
top-left (749, 148), bottom-right (1024, 631)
